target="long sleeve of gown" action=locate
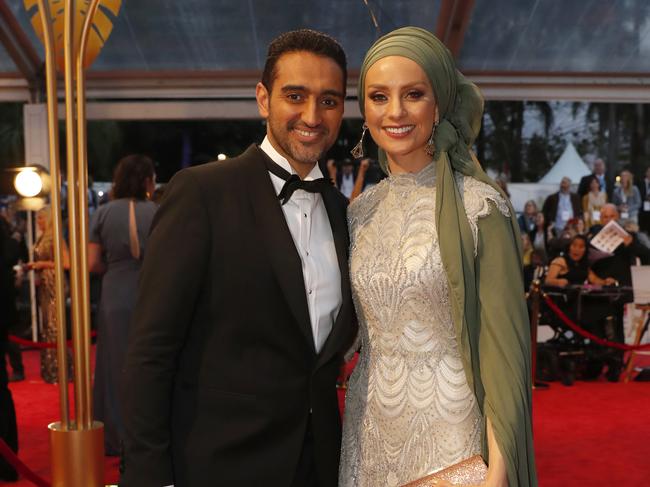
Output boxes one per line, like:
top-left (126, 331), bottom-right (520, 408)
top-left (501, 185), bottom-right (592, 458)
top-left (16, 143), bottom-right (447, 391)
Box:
top-left (476, 208), bottom-right (537, 487)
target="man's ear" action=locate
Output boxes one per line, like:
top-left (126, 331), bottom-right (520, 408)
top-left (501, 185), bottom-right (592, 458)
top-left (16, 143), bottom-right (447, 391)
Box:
top-left (256, 82), bottom-right (270, 119)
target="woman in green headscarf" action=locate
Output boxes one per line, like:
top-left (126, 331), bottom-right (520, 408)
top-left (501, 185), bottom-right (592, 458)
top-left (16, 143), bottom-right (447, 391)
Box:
top-left (339, 27), bottom-right (536, 486)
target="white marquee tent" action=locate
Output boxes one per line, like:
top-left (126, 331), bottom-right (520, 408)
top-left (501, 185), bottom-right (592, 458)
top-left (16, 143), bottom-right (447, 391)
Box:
top-left (538, 142), bottom-right (592, 184)
top-left (509, 142), bottom-right (592, 212)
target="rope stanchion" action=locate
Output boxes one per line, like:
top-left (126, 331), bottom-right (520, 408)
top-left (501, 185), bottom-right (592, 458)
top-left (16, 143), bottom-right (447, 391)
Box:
top-left (8, 331), bottom-right (98, 350)
top-left (543, 294), bottom-right (650, 352)
top-left (0, 438), bottom-right (50, 487)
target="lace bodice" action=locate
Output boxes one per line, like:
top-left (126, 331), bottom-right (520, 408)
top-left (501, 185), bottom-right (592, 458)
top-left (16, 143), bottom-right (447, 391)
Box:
top-left (339, 163), bottom-right (509, 487)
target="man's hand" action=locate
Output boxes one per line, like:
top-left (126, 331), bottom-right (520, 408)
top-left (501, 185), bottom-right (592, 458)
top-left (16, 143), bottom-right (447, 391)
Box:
top-left (623, 234), bottom-right (633, 247)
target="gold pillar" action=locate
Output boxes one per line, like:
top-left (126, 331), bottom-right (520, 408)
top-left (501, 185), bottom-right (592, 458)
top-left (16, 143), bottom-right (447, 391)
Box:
top-left (49, 421), bottom-right (104, 487)
top-left (34, 0), bottom-right (69, 429)
top-left (33, 0), bottom-right (108, 484)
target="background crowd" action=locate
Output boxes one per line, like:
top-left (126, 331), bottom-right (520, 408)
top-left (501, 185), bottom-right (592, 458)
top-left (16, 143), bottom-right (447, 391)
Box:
top-left (1, 149), bottom-right (648, 480)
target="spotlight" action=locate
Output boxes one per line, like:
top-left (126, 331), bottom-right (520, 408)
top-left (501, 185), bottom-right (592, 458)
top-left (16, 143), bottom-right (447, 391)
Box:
top-left (14, 168), bottom-right (43, 197)
top-left (0, 165), bottom-right (51, 210)
top-left (217, 153), bottom-right (227, 161)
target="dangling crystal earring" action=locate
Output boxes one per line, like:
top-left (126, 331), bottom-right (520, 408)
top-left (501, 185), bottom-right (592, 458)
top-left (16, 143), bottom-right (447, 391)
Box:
top-left (425, 120), bottom-right (439, 156)
top-left (351, 123), bottom-right (368, 159)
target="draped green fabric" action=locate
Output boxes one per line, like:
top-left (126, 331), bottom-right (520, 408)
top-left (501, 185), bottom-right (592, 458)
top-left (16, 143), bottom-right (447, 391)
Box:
top-left (357, 26), bottom-right (537, 486)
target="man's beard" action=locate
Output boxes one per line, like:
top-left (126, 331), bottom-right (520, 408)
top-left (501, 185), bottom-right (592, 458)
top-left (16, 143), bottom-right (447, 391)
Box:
top-left (268, 119), bottom-right (330, 165)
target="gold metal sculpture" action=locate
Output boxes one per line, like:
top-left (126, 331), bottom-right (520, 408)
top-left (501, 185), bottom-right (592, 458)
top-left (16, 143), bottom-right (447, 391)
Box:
top-left (25, 0), bottom-right (121, 70)
top-left (25, 1), bottom-right (121, 485)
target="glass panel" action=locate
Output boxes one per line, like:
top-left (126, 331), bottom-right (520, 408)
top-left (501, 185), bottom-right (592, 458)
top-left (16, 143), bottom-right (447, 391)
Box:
top-left (0, 42), bottom-right (19, 73)
top-left (460, 0), bottom-right (650, 72)
top-left (7, 0), bottom-right (440, 72)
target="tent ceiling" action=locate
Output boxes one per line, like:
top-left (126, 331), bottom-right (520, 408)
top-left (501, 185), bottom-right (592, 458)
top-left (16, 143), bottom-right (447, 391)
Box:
top-left (0, 41), bottom-right (17, 72)
top-left (461, 0), bottom-right (650, 73)
top-left (6, 0), bottom-right (441, 71)
top-left (0, 0), bottom-right (649, 102)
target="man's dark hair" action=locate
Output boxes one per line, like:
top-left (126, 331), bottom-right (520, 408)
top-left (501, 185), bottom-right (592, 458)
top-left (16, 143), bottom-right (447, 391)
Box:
top-left (261, 29), bottom-right (347, 92)
top-left (112, 154), bottom-right (155, 200)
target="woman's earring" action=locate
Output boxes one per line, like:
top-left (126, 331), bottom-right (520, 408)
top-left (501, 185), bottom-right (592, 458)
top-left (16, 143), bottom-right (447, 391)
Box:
top-left (425, 120), bottom-right (439, 156)
top-left (351, 123), bottom-right (368, 159)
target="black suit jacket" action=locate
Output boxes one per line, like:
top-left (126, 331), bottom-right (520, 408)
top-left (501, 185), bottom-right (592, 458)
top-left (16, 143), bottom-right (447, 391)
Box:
top-left (637, 179), bottom-right (650, 233)
top-left (541, 191), bottom-right (582, 230)
top-left (121, 145), bottom-right (356, 487)
top-left (589, 230), bottom-right (650, 286)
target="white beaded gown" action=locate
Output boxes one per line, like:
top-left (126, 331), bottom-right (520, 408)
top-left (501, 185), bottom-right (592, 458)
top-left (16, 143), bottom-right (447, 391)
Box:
top-left (339, 162), bottom-right (510, 487)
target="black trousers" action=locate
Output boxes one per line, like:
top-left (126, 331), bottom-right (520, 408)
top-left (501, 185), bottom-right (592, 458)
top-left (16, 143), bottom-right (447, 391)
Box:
top-left (0, 341), bottom-right (18, 480)
top-left (290, 417), bottom-right (318, 487)
top-left (5, 340), bottom-right (23, 375)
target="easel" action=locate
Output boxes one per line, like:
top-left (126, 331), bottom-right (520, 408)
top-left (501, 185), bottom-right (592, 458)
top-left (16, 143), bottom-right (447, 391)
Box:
top-left (623, 304), bottom-right (650, 382)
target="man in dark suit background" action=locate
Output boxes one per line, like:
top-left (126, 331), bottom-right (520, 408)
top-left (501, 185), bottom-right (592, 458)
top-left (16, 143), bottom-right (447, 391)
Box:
top-left (0, 214), bottom-right (18, 482)
top-left (578, 158), bottom-right (612, 199)
top-left (542, 177), bottom-right (582, 234)
top-left (588, 203), bottom-right (650, 381)
top-left (637, 166), bottom-right (650, 234)
top-left (121, 30), bottom-right (356, 487)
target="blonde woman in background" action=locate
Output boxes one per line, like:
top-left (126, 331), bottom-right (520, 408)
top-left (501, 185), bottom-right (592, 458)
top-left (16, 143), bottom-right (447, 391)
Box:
top-left (612, 170), bottom-right (641, 222)
top-left (582, 175), bottom-right (607, 230)
top-left (25, 207), bottom-right (70, 383)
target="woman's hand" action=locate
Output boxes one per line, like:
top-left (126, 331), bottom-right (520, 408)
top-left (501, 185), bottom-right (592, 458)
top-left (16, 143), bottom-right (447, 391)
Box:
top-left (428, 480), bottom-right (482, 487)
top-left (24, 261), bottom-right (53, 271)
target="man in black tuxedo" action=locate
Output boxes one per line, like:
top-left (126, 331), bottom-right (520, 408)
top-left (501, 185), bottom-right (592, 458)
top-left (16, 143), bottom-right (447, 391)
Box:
top-left (578, 158), bottom-right (612, 199)
top-left (121, 30), bottom-right (356, 487)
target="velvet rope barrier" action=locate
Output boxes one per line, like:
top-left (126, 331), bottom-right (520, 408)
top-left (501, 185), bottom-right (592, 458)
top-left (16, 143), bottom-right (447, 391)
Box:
top-left (0, 439), bottom-right (50, 487)
top-left (543, 294), bottom-right (650, 351)
top-left (8, 331), bottom-right (97, 350)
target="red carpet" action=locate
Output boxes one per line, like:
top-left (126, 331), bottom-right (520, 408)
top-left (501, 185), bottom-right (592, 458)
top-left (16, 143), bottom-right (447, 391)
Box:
top-left (3, 351), bottom-right (650, 486)
top-left (3, 350), bottom-right (119, 486)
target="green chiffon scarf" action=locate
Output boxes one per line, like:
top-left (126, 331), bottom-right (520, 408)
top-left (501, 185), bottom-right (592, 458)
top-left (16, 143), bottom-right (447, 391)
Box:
top-left (358, 26), bottom-right (537, 486)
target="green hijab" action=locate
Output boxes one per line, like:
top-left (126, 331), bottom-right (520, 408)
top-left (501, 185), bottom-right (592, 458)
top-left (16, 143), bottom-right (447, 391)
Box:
top-left (358, 27), bottom-right (537, 486)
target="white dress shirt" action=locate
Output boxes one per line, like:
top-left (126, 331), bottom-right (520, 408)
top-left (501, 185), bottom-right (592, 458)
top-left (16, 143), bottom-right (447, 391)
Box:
top-left (260, 136), bottom-right (342, 352)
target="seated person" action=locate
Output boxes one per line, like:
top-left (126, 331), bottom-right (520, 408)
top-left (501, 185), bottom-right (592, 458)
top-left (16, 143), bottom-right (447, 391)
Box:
top-left (545, 233), bottom-right (626, 381)
top-left (546, 217), bottom-right (586, 261)
top-left (544, 235), bottom-right (612, 287)
top-left (589, 204), bottom-right (650, 286)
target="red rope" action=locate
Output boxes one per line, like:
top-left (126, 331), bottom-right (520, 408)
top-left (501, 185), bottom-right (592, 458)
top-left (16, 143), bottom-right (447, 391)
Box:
top-left (0, 438), bottom-right (50, 487)
top-left (8, 331), bottom-right (98, 350)
top-left (543, 294), bottom-right (650, 351)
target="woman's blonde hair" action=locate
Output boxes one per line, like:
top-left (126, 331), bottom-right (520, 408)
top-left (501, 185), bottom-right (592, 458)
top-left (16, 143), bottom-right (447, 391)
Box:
top-left (620, 170), bottom-right (634, 195)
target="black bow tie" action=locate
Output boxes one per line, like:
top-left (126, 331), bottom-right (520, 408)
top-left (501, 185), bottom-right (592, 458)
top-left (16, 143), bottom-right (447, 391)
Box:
top-left (262, 152), bottom-right (332, 205)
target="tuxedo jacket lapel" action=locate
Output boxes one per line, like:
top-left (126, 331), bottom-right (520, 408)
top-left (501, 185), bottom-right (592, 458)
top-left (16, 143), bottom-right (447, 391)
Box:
top-left (246, 146), bottom-right (316, 354)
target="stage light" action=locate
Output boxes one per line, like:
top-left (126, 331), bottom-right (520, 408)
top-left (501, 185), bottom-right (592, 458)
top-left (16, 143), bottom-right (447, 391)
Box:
top-left (14, 168), bottom-right (43, 197)
top-left (217, 153), bottom-right (227, 161)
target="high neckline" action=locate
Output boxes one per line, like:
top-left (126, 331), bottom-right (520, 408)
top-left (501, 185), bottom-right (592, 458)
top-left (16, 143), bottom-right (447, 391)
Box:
top-left (388, 161), bottom-right (436, 187)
